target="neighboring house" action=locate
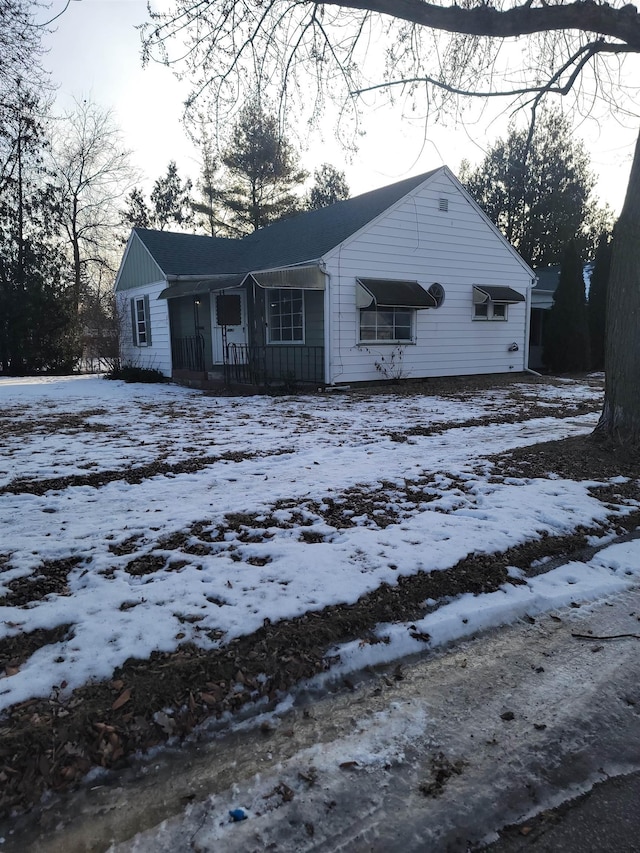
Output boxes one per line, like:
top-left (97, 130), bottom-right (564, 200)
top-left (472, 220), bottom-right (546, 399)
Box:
top-left (529, 266), bottom-right (560, 371)
top-left (114, 167), bottom-right (535, 387)
top-left (529, 263), bottom-right (593, 371)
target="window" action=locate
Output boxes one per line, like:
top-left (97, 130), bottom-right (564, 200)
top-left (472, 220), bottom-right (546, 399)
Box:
top-left (268, 289), bottom-right (304, 343)
top-left (216, 294), bottom-right (242, 326)
top-left (131, 296), bottom-right (151, 346)
top-left (474, 302), bottom-right (507, 321)
top-left (360, 307), bottom-right (414, 342)
top-left (472, 285), bottom-right (523, 321)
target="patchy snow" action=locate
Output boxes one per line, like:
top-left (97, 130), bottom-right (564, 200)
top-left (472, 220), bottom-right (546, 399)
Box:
top-left (0, 374), bottom-right (637, 714)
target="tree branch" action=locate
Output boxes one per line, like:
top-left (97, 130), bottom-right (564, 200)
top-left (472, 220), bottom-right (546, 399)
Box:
top-left (327, 0), bottom-right (640, 50)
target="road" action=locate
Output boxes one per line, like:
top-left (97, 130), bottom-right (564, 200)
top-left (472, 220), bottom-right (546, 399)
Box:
top-left (5, 585), bottom-right (640, 852)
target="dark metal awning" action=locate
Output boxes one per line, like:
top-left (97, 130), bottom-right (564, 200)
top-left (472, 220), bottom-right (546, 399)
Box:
top-left (473, 285), bottom-right (526, 305)
top-left (249, 265), bottom-right (325, 290)
top-left (356, 278), bottom-right (437, 309)
top-left (158, 275), bottom-right (245, 300)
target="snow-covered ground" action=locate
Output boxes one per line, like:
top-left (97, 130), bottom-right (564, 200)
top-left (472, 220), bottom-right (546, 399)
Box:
top-left (0, 374), bottom-right (638, 715)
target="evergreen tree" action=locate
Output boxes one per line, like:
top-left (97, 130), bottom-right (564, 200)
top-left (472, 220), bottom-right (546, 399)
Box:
top-left (192, 128), bottom-right (226, 235)
top-left (588, 232), bottom-right (612, 371)
top-left (150, 160), bottom-right (193, 230)
top-left (222, 101), bottom-right (307, 233)
top-left (123, 162), bottom-right (193, 232)
top-left (122, 187), bottom-right (152, 229)
top-left (543, 241), bottom-right (590, 374)
top-left (0, 87), bottom-right (77, 374)
top-left (307, 163), bottom-right (350, 210)
top-left (460, 108), bottom-right (612, 267)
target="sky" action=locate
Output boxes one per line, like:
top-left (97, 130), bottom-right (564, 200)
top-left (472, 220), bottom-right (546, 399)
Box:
top-left (39, 0), bottom-right (640, 211)
top-left (1, 373), bottom-right (639, 715)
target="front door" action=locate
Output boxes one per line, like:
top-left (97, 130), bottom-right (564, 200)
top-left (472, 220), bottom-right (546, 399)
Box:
top-left (211, 290), bottom-right (248, 364)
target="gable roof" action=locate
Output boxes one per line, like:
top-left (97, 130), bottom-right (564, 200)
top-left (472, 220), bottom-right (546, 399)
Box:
top-left (238, 169), bottom-right (439, 270)
top-left (130, 169), bottom-right (440, 280)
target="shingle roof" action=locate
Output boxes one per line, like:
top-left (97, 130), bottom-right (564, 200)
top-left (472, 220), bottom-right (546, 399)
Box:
top-left (238, 169), bottom-right (439, 270)
top-left (532, 266), bottom-right (561, 292)
top-left (132, 229), bottom-right (242, 277)
top-left (133, 169), bottom-right (440, 277)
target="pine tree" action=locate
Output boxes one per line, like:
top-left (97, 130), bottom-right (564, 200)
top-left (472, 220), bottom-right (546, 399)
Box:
top-left (123, 163), bottom-right (193, 232)
top-left (192, 128), bottom-right (226, 235)
top-left (461, 108), bottom-right (612, 267)
top-left (222, 101), bottom-right (307, 233)
top-left (307, 164), bottom-right (349, 210)
top-left (122, 187), bottom-right (152, 229)
top-left (543, 241), bottom-right (590, 373)
top-left (0, 87), bottom-right (77, 374)
top-left (150, 161), bottom-right (193, 231)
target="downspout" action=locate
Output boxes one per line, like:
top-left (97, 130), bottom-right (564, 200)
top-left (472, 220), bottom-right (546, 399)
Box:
top-left (165, 277), bottom-right (174, 377)
top-left (522, 275), bottom-right (534, 373)
top-left (323, 268), bottom-right (332, 385)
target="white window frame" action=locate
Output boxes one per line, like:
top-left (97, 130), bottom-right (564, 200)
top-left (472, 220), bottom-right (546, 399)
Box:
top-left (131, 295), bottom-right (151, 346)
top-left (474, 302), bottom-right (507, 321)
top-left (359, 306), bottom-right (415, 343)
top-left (267, 288), bottom-right (305, 344)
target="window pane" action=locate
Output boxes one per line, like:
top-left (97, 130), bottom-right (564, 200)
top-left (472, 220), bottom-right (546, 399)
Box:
top-left (268, 289), bottom-right (304, 342)
top-left (135, 298), bottom-right (147, 344)
top-left (394, 310), bottom-right (412, 340)
top-left (474, 304), bottom-right (488, 319)
top-left (217, 294), bottom-right (241, 326)
top-left (360, 307), bottom-right (414, 342)
top-left (493, 304), bottom-right (506, 319)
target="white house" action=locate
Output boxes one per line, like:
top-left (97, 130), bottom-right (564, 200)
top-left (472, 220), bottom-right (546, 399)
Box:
top-left (114, 167), bottom-right (535, 387)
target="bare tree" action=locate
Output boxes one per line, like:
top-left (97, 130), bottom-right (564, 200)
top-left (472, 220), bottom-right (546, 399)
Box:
top-left (141, 1), bottom-right (640, 445)
top-left (0, 0), bottom-right (52, 193)
top-left (49, 98), bottom-right (136, 315)
top-left (0, 0), bottom-right (45, 90)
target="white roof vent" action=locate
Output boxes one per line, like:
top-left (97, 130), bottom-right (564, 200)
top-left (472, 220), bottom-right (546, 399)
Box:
top-left (438, 197), bottom-right (449, 212)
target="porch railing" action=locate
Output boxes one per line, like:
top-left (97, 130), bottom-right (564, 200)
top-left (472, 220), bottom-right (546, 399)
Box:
top-left (225, 344), bottom-right (325, 387)
top-left (172, 335), bottom-right (205, 372)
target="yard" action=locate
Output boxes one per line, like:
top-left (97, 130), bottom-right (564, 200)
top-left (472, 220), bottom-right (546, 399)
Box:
top-left (1, 372), bottom-right (639, 818)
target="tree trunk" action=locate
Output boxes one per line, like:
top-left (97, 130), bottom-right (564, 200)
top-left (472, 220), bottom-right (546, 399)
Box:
top-left (593, 127), bottom-right (640, 446)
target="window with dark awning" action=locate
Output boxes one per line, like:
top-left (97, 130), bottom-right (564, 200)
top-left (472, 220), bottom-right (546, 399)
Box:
top-left (473, 285), bottom-right (526, 304)
top-left (356, 279), bottom-right (437, 309)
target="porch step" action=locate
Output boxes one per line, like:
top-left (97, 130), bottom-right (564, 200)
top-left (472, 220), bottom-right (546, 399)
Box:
top-left (207, 370), bottom-right (225, 382)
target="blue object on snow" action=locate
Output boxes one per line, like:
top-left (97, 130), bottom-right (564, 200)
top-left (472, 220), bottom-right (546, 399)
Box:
top-left (229, 808), bottom-right (248, 822)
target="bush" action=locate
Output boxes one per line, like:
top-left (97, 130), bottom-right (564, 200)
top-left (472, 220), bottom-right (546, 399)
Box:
top-left (105, 364), bottom-right (167, 383)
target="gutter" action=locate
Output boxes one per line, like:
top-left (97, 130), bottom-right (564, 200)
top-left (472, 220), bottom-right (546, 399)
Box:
top-left (165, 274), bottom-right (239, 282)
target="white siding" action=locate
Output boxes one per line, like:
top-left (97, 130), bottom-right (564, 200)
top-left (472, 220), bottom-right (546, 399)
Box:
top-left (324, 170), bottom-right (533, 384)
top-left (117, 281), bottom-right (172, 376)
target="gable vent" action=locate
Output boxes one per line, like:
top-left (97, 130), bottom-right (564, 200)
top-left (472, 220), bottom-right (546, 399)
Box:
top-left (438, 197), bottom-right (449, 212)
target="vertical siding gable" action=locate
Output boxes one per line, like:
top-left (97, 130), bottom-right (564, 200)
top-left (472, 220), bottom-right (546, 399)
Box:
top-left (115, 233), bottom-right (165, 292)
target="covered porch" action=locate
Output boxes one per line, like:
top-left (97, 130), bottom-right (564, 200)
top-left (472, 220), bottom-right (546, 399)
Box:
top-left (159, 266), bottom-right (326, 389)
